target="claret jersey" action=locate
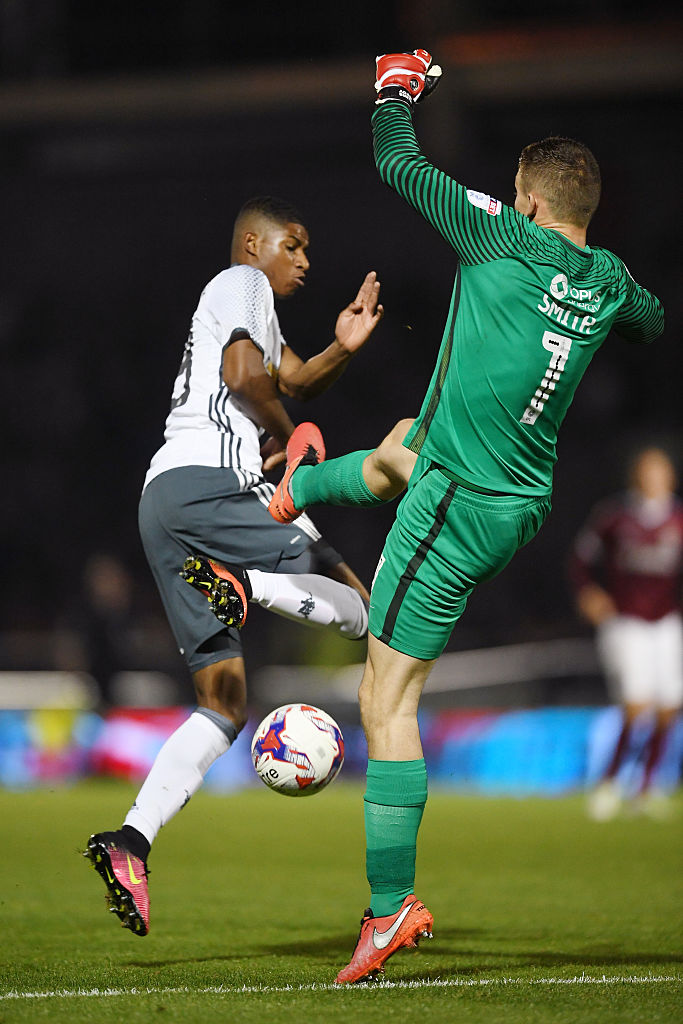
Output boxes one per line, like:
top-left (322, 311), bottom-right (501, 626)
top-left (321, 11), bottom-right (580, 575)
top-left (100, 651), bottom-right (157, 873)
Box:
top-left (372, 104), bottom-right (665, 497)
top-left (571, 494), bottom-right (683, 621)
top-left (144, 265), bottom-right (285, 490)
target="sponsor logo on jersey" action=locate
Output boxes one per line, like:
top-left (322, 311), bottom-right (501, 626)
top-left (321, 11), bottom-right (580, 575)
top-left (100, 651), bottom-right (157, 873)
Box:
top-left (549, 273), bottom-right (600, 308)
top-left (550, 274), bottom-right (569, 300)
top-left (466, 189), bottom-right (502, 216)
top-left (538, 272), bottom-right (606, 335)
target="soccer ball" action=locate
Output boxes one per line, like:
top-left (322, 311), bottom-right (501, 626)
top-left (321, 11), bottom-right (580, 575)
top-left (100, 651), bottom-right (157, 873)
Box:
top-left (251, 703), bottom-right (344, 796)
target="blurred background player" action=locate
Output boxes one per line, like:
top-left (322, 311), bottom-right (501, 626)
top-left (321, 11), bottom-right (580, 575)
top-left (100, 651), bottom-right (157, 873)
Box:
top-left (84, 196), bottom-right (383, 936)
top-left (270, 50), bottom-right (665, 983)
top-left (55, 552), bottom-right (136, 711)
top-left (571, 447), bottom-right (683, 820)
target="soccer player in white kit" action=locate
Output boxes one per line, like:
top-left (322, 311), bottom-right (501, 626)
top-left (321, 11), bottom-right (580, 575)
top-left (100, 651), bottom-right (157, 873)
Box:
top-left (571, 447), bottom-right (683, 818)
top-left (84, 196), bottom-right (384, 935)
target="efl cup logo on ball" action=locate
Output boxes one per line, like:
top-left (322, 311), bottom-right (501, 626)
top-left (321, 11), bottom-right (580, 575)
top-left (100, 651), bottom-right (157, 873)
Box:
top-left (251, 703), bottom-right (344, 796)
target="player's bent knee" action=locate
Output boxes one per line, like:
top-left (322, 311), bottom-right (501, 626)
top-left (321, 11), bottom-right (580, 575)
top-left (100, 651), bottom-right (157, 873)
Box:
top-left (376, 419), bottom-right (414, 461)
top-left (372, 419), bottom-right (417, 489)
top-left (390, 418), bottom-right (415, 442)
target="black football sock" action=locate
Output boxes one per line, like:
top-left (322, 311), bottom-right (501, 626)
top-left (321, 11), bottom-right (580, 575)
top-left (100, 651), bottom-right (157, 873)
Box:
top-left (121, 825), bottom-right (151, 864)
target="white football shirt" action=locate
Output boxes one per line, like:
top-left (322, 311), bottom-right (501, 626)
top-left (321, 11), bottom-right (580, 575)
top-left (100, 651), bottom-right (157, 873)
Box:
top-left (144, 265), bottom-right (286, 490)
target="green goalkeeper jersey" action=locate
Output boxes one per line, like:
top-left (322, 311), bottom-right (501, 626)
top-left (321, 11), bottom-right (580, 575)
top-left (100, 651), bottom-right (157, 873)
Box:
top-left (372, 103), bottom-right (665, 497)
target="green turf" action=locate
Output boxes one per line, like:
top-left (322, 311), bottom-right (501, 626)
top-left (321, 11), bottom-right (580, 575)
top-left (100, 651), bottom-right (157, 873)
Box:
top-left (0, 780), bottom-right (680, 1023)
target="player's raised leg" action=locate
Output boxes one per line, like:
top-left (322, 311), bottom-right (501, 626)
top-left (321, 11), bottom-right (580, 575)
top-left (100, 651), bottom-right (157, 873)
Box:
top-left (269, 418), bottom-right (416, 524)
top-left (181, 554), bottom-right (368, 638)
top-left (335, 634), bottom-right (435, 983)
top-left (361, 419), bottom-right (417, 500)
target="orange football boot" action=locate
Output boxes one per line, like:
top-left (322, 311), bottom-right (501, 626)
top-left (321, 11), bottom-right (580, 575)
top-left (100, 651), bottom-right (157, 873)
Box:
top-left (268, 422), bottom-right (325, 524)
top-left (335, 895), bottom-right (434, 984)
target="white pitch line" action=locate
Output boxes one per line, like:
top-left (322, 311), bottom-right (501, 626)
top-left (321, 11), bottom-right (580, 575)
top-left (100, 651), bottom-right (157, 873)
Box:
top-left (0, 975), bottom-right (680, 1001)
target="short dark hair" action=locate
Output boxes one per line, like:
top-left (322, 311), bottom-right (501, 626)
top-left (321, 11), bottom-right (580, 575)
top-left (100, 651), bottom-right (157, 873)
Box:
top-left (518, 137), bottom-right (601, 229)
top-left (235, 195), bottom-right (305, 229)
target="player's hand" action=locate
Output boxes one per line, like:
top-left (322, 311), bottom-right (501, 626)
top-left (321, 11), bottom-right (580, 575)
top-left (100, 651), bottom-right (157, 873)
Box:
top-left (577, 584), bottom-right (617, 627)
top-left (260, 436), bottom-right (287, 472)
top-left (334, 271), bottom-right (384, 355)
top-left (375, 49), bottom-right (442, 106)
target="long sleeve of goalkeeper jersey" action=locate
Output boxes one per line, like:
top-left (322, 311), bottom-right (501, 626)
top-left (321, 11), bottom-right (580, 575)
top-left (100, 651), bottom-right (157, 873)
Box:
top-left (372, 102), bottom-right (528, 266)
top-left (372, 102), bottom-right (664, 343)
top-left (610, 262), bottom-right (665, 343)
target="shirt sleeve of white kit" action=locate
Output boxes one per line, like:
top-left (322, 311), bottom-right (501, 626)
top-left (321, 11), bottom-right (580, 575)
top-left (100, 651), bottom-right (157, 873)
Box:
top-left (204, 266), bottom-right (274, 354)
top-left (272, 307), bottom-right (287, 352)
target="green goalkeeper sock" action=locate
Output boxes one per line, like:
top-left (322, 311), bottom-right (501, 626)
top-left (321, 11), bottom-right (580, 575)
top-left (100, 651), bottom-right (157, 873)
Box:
top-left (290, 449), bottom-right (386, 509)
top-left (364, 758), bottom-right (428, 918)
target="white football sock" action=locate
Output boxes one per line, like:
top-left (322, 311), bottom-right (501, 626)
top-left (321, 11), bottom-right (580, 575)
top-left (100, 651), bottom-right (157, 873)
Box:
top-left (124, 710), bottom-right (233, 846)
top-left (247, 570), bottom-right (368, 639)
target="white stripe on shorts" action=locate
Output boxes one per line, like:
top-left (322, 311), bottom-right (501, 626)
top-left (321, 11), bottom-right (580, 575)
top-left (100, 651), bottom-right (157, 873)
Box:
top-left (251, 480), bottom-right (321, 542)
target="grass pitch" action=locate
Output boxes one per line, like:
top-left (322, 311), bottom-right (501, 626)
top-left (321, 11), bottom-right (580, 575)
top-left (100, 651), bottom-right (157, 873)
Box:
top-left (0, 779), bottom-right (680, 1023)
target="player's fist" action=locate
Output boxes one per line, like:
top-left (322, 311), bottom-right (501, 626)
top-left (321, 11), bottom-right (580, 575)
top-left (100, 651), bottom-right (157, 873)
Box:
top-left (375, 49), bottom-right (442, 106)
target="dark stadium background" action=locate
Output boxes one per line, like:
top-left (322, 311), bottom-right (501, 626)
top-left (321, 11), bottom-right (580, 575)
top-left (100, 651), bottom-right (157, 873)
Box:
top-left (1, 1), bottom-right (681, 699)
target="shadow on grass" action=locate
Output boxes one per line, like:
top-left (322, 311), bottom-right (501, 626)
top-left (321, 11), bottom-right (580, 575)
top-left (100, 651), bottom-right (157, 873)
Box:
top-left (123, 928), bottom-right (484, 969)
top-left (122, 925), bottom-right (683, 970)
top-left (413, 941), bottom-right (683, 980)
top-left (126, 937), bottom-right (683, 974)
top-left (124, 936), bottom-right (355, 969)
top-left (241, 925), bottom-right (683, 969)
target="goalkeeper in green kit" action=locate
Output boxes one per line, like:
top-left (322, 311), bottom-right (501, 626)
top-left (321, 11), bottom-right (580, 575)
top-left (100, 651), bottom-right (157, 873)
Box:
top-left (266, 49), bottom-right (664, 983)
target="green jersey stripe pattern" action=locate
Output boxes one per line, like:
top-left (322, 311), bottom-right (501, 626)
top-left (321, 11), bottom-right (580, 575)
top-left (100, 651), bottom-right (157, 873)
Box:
top-left (372, 103), bottom-right (664, 496)
top-left (409, 271), bottom-right (460, 451)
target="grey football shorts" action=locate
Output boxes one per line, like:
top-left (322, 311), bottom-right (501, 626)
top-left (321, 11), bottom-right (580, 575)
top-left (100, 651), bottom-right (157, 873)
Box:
top-left (138, 466), bottom-right (342, 672)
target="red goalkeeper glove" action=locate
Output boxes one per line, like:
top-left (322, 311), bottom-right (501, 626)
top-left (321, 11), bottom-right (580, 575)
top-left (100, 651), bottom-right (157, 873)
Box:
top-left (375, 49), bottom-right (442, 106)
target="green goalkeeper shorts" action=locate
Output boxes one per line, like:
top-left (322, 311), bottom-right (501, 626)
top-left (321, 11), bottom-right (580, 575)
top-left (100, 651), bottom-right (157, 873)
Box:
top-left (368, 459), bottom-right (551, 660)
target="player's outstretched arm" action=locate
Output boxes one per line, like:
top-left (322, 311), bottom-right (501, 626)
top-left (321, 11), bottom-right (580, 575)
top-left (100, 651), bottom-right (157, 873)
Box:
top-left (278, 271), bottom-right (383, 401)
top-left (371, 53), bottom-right (520, 268)
top-left (569, 511), bottom-right (618, 626)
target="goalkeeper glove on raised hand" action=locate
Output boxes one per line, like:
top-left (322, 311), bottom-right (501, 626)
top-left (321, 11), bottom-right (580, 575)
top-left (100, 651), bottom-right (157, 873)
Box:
top-left (375, 49), bottom-right (442, 106)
